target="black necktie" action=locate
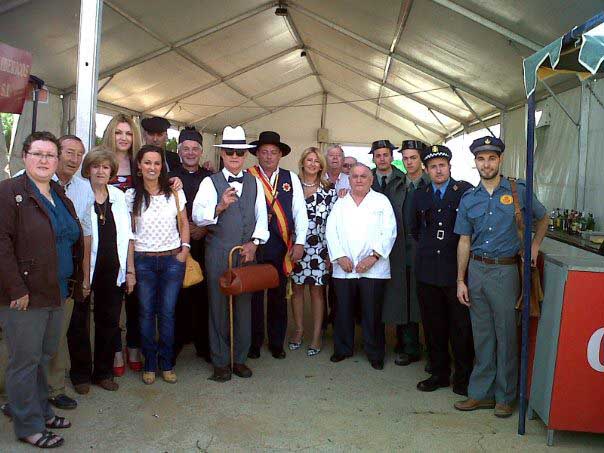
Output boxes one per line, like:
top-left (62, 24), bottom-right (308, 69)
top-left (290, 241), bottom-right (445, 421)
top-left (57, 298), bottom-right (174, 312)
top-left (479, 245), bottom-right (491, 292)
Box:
top-left (381, 175), bottom-right (387, 190)
top-left (228, 176), bottom-right (243, 183)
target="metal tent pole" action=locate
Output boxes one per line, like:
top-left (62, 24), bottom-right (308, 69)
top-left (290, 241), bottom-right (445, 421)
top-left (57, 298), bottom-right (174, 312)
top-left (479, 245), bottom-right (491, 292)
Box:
top-left (74, 0), bottom-right (103, 152)
top-left (518, 92), bottom-right (536, 435)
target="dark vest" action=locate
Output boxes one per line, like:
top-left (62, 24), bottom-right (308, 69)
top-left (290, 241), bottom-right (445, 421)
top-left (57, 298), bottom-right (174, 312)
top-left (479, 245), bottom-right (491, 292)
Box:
top-left (206, 172), bottom-right (257, 254)
top-left (414, 179), bottom-right (472, 287)
top-left (265, 168), bottom-right (294, 253)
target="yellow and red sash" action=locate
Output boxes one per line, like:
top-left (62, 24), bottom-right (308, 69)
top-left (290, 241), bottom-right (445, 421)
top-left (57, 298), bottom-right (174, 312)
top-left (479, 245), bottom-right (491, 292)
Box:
top-left (247, 166), bottom-right (294, 275)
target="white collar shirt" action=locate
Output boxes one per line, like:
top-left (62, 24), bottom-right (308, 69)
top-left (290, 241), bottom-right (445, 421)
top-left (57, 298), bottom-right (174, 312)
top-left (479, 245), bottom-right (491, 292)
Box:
top-left (326, 189), bottom-right (397, 279)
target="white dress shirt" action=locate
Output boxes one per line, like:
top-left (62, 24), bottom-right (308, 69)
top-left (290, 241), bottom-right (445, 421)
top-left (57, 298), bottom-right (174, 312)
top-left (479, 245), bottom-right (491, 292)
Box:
top-left (256, 166), bottom-right (308, 246)
top-left (332, 172), bottom-right (351, 193)
top-left (326, 189), bottom-right (397, 279)
top-left (90, 185), bottom-right (134, 286)
top-left (192, 168), bottom-right (269, 243)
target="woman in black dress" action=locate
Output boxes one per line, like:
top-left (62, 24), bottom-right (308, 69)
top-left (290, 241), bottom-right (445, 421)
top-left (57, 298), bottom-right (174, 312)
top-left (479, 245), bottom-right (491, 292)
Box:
top-left (290, 147), bottom-right (336, 356)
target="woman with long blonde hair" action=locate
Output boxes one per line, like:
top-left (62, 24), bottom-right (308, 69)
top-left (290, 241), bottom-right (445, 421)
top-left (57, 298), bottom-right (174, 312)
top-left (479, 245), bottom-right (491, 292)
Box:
top-left (289, 147), bottom-right (337, 356)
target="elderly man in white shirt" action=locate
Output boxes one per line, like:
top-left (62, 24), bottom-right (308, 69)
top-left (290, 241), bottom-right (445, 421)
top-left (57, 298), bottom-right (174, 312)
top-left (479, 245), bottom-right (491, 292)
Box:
top-left (326, 163), bottom-right (396, 370)
top-left (192, 126), bottom-right (269, 383)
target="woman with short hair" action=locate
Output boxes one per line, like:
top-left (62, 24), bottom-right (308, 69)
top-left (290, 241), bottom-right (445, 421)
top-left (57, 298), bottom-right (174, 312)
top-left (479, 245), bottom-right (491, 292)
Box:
top-left (75, 147), bottom-right (136, 392)
top-left (126, 145), bottom-right (189, 385)
top-left (289, 147), bottom-right (336, 356)
top-left (0, 131), bottom-right (83, 448)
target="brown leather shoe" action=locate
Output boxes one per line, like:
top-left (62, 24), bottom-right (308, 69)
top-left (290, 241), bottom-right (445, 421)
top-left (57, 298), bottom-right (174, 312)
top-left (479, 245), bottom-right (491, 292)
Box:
top-left (93, 378), bottom-right (119, 391)
top-left (73, 383), bottom-right (90, 395)
top-left (454, 398), bottom-right (496, 411)
top-left (208, 366), bottom-right (231, 382)
top-left (494, 403), bottom-right (514, 418)
top-left (232, 363), bottom-right (252, 378)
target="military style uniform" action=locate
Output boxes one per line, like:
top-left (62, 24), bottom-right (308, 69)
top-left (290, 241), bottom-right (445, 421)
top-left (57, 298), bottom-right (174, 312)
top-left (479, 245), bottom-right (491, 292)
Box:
top-left (411, 145), bottom-right (474, 394)
top-left (454, 136), bottom-right (546, 405)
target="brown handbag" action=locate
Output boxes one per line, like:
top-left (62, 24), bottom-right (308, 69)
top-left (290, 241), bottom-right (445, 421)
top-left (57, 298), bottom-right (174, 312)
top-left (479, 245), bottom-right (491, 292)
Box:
top-left (173, 190), bottom-right (204, 288)
top-left (219, 246), bottom-right (279, 296)
top-left (509, 179), bottom-right (543, 318)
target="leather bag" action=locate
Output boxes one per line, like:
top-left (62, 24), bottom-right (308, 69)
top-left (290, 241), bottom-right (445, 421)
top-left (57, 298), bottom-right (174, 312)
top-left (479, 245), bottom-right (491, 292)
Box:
top-left (509, 179), bottom-right (543, 318)
top-left (219, 246), bottom-right (279, 296)
top-left (173, 190), bottom-right (204, 288)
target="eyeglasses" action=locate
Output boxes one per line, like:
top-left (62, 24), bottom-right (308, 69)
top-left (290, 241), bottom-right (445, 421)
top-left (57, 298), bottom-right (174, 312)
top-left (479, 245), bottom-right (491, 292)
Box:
top-left (342, 163), bottom-right (353, 168)
top-left (224, 149), bottom-right (246, 157)
top-left (27, 152), bottom-right (58, 161)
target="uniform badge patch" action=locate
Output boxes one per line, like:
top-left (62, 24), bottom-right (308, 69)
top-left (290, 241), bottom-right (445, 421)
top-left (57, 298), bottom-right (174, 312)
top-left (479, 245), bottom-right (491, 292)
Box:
top-left (500, 194), bottom-right (513, 205)
top-left (282, 182), bottom-right (291, 192)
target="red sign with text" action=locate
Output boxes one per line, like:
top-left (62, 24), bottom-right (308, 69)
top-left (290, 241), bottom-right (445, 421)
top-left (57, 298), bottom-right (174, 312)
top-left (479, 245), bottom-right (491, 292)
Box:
top-left (0, 42), bottom-right (32, 114)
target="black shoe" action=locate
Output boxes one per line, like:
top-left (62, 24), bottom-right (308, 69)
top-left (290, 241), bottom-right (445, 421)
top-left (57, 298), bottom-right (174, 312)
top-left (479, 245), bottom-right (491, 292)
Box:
top-left (232, 363), bottom-right (253, 378)
top-left (208, 366), bottom-right (231, 382)
top-left (452, 383), bottom-right (468, 396)
top-left (48, 394), bottom-right (77, 410)
top-left (270, 348), bottom-right (286, 359)
top-left (370, 360), bottom-right (384, 370)
top-left (330, 353), bottom-right (351, 363)
top-left (394, 352), bottom-right (419, 366)
top-left (247, 347), bottom-right (261, 359)
top-left (417, 375), bottom-right (450, 392)
top-left (1, 403), bottom-right (11, 418)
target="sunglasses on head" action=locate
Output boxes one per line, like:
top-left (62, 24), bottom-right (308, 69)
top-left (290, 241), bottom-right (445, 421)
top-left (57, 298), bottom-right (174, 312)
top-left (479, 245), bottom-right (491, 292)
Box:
top-left (224, 149), bottom-right (246, 157)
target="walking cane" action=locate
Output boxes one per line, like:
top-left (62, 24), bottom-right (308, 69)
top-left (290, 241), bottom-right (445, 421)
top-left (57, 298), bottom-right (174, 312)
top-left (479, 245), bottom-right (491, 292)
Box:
top-left (227, 245), bottom-right (244, 371)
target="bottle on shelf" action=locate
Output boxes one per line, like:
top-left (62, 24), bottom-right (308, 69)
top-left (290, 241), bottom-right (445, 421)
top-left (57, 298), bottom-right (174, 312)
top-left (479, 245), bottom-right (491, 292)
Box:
top-left (587, 212), bottom-right (596, 231)
top-left (548, 210), bottom-right (556, 231)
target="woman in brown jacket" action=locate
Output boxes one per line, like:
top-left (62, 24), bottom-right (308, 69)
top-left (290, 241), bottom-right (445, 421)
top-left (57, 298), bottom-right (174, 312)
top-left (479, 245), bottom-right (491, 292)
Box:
top-left (0, 132), bottom-right (83, 449)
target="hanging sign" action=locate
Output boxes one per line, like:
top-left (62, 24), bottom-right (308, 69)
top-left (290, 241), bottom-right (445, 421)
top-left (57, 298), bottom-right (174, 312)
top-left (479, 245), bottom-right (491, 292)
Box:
top-left (0, 42), bottom-right (32, 114)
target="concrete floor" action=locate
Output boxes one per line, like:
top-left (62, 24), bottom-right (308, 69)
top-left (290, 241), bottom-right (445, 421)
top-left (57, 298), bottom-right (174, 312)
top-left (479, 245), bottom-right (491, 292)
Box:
top-left (1, 324), bottom-right (603, 452)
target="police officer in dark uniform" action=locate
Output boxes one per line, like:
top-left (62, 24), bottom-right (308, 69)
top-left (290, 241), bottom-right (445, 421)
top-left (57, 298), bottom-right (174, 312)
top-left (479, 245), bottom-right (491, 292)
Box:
top-left (411, 145), bottom-right (474, 395)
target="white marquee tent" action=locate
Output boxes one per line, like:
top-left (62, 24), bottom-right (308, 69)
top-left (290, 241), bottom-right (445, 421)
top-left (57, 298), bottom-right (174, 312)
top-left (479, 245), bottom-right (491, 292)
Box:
top-left (2, 0), bottom-right (604, 221)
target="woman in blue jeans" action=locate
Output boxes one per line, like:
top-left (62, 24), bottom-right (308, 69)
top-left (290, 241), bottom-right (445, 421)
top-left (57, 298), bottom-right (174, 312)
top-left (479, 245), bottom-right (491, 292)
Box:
top-left (126, 145), bottom-right (190, 385)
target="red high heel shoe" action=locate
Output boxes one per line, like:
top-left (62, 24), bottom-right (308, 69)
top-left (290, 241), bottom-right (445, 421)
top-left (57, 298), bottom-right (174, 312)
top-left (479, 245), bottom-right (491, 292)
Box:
top-left (113, 350), bottom-right (125, 377)
top-left (127, 350), bottom-right (143, 372)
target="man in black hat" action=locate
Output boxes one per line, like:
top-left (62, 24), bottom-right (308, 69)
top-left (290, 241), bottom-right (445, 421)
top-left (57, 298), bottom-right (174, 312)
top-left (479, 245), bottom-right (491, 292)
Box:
top-left (141, 116), bottom-right (182, 173)
top-left (369, 139), bottom-right (412, 365)
top-left (168, 127), bottom-right (213, 363)
top-left (398, 140), bottom-right (432, 367)
top-left (247, 131), bottom-right (308, 359)
top-left (411, 145), bottom-right (474, 395)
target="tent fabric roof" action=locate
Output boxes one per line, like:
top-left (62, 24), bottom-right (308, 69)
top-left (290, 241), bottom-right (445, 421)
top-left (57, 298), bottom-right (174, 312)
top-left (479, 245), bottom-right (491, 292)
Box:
top-left (1, 0), bottom-right (603, 141)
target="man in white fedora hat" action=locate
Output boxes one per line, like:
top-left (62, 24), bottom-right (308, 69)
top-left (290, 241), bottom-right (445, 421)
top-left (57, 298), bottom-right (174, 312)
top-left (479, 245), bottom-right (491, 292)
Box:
top-left (192, 126), bottom-right (269, 382)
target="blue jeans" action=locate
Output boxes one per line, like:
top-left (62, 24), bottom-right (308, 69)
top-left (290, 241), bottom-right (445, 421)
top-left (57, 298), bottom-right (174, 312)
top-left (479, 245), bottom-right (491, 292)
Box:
top-left (135, 253), bottom-right (185, 372)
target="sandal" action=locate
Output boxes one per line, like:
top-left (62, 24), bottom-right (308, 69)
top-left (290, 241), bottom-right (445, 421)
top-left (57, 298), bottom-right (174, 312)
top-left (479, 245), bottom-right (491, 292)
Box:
top-left (19, 430), bottom-right (64, 449)
top-left (307, 346), bottom-right (321, 356)
top-left (288, 330), bottom-right (304, 351)
top-left (45, 415), bottom-right (71, 429)
top-left (1, 402), bottom-right (11, 418)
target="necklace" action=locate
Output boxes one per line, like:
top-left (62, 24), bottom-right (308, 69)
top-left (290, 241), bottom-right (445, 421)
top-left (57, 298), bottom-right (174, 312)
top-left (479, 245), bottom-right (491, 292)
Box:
top-left (301, 180), bottom-right (318, 187)
top-left (95, 200), bottom-right (108, 226)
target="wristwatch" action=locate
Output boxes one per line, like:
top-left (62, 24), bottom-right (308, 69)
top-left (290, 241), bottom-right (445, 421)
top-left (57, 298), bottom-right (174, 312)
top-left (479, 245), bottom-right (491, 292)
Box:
top-left (371, 250), bottom-right (381, 260)
top-left (252, 238), bottom-right (261, 246)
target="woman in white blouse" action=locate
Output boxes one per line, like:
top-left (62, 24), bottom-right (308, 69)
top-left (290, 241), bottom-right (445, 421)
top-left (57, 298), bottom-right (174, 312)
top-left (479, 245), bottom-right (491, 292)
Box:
top-left (77, 148), bottom-right (135, 392)
top-left (126, 145), bottom-right (190, 385)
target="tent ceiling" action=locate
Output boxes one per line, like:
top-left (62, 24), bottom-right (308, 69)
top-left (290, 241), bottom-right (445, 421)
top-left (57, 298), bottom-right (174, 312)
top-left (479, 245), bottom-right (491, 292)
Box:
top-left (1, 0), bottom-right (603, 139)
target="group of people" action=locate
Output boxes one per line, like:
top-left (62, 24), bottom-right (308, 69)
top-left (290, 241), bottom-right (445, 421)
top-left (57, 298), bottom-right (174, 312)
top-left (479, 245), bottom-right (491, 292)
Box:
top-left (0, 114), bottom-right (548, 448)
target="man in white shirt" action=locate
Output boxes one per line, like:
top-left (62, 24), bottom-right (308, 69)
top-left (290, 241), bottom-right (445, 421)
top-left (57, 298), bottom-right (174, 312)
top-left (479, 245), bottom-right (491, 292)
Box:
top-left (325, 144), bottom-right (350, 197)
top-left (326, 163), bottom-right (397, 370)
top-left (247, 131), bottom-right (308, 359)
top-left (192, 126), bottom-right (269, 382)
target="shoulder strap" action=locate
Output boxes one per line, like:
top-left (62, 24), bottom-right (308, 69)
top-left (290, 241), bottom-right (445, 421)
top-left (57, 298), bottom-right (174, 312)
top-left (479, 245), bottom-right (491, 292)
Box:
top-left (173, 189), bottom-right (182, 236)
top-left (509, 178), bottom-right (525, 252)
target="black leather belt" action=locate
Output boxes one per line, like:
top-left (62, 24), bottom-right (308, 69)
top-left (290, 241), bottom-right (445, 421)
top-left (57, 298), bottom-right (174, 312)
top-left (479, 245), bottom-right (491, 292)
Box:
top-left (470, 253), bottom-right (518, 265)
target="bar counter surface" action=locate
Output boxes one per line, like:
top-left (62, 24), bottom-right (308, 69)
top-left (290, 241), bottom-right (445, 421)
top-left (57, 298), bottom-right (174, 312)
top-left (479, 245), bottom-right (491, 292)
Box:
top-left (529, 237), bottom-right (604, 445)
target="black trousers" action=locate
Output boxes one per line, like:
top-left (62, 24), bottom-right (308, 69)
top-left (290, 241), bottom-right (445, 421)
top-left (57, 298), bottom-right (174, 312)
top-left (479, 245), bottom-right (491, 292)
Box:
top-left (417, 281), bottom-right (474, 385)
top-left (174, 279), bottom-right (209, 361)
top-left (251, 245), bottom-right (288, 352)
top-left (68, 282), bottom-right (124, 384)
top-left (333, 278), bottom-right (385, 361)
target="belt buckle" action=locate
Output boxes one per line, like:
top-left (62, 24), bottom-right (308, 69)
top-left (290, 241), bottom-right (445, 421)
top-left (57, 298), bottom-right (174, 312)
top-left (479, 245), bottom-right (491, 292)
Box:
top-left (436, 229), bottom-right (445, 240)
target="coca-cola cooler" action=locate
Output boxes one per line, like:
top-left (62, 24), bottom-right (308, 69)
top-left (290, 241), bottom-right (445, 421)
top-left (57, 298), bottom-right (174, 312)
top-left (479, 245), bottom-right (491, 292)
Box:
top-left (528, 238), bottom-right (604, 445)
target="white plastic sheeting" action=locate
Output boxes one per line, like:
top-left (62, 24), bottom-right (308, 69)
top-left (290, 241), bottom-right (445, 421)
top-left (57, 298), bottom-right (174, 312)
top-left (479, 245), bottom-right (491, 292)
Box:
top-left (502, 81), bottom-right (604, 227)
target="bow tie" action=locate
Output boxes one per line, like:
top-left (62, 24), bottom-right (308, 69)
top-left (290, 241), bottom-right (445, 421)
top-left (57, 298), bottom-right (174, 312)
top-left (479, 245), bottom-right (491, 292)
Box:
top-left (228, 176), bottom-right (244, 183)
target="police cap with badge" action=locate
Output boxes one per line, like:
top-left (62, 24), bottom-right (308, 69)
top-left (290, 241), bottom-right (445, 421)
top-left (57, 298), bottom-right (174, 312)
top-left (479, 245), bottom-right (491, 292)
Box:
top-left (421, 144), bottom-right (452, 163)
top-left (469, 136), bottom-right (505, 155)
top-left (400, 140), bottom-right (426, 152)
